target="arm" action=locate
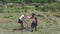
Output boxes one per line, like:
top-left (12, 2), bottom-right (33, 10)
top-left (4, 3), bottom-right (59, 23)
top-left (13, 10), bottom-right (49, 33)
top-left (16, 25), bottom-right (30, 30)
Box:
top-left (23, 20), bottom-right (28, 24)
top-left (23, 17), bottom-right (28, 25)
top-left (35, 17), bottom-right (37, 23)
top-left (27, 16), bottom-right (32, 19)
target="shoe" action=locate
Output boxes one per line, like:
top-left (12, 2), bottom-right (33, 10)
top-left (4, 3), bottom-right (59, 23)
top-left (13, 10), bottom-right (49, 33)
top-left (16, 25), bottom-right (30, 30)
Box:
top-left (31, 30), bottom-right (33, 32)
top-left (35, 29), bottom-right (37, 31)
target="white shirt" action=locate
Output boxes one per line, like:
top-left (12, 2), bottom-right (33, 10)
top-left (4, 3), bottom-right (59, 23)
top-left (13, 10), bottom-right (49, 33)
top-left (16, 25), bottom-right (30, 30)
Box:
top-left (19, 15), bottom-right (24, 20)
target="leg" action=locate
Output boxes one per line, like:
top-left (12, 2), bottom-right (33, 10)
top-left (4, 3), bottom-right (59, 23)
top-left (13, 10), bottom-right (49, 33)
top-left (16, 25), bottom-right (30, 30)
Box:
top-left (35, 26), bottom-right (37, 31)
top-left (31, 23), bottom-right (34, 32)
top-left (31, 26), bottom-right (34, 32)
top-left (18, 20), bottom-right (24, 30)
top-left (20, 20), bottom-right (24, 29)
top-left (35, 23), bottom-right (37, 31)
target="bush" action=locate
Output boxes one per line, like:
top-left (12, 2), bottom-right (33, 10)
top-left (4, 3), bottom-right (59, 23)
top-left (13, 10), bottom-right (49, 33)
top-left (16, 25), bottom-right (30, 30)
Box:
top-left (0, 10), bottom-right (3, 13)
top-left (4, 15), bottom-right (13, 18)
top-left (0, 8), bottom-right (3, 13)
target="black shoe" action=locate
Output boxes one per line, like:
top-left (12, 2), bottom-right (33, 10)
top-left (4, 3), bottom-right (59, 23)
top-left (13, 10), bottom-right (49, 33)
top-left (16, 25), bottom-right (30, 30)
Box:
top-left (20, 28), bottom-right (23, 30)
top-left (31, 30), bottom-right (33, 32)
top-left (35, 29), bottom-right (37, 31)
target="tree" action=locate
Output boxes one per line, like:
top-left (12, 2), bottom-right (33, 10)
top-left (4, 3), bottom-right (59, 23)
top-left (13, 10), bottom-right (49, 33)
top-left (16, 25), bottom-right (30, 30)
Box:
top-left (24, 0), bottom-right (32, 3)
top-left (48, 0), bottom-right (57, 3)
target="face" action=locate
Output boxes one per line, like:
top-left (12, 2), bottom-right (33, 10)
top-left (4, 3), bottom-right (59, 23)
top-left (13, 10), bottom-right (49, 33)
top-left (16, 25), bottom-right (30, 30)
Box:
top-left (32, 13), bottom-right (35, 17)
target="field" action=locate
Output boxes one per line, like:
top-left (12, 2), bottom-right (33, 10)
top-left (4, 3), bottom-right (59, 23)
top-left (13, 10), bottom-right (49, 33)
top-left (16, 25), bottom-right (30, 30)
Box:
top-left (0, 10), bottom-right (60, 34)
top-left (0, 2), bottom-right (60, 34)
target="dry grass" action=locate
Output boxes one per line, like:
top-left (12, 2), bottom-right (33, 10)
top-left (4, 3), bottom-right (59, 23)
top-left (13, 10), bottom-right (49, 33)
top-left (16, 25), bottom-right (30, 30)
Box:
top-left (0, 11), bottom-right (60, 34)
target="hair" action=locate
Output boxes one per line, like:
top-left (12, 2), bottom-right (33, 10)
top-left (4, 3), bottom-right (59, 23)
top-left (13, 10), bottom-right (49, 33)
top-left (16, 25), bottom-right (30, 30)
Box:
top-left (32, 13), bottom-right (35, 17)
top-left (31, 13), bottom-right (36, 18)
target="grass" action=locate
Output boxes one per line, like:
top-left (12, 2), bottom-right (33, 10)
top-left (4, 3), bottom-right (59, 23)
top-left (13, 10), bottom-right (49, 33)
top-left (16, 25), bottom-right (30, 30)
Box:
top-left (0, 3), bottom-right (60, 34)
top-left (0, 11), bottom-right (59, 34)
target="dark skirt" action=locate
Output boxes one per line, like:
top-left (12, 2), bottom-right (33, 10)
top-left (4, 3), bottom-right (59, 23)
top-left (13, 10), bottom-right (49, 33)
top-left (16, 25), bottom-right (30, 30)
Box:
top-left (31, 22), bottom-right (37, 28)
top-left (18, 19), bottom-right (23, 24)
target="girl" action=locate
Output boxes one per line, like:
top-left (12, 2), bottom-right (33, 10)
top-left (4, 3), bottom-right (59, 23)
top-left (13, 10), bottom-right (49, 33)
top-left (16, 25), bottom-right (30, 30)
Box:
top-left (31, 13), bottom-right (37, 32)
top-left (18, 14), bottom-right (24, 29)
top-left (27, 13), bottom-right (37, 32)
top-left (18, 14), bottom-right (28, 30)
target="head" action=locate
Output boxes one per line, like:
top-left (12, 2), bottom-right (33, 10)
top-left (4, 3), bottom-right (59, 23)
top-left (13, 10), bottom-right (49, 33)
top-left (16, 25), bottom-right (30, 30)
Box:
top-left (32, 13), bottom-right (35, 17)
top-left (22, 14), bottom-right (24, 17)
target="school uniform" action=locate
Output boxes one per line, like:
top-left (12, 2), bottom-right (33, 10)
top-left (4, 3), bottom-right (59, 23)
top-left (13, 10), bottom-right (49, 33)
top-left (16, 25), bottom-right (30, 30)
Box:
top-left (18, 15), bottom-right (24, 29)
top-left (18, 15), bottom-right (24, 23)
top-left (31, 17), bottom-right (37, 28)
